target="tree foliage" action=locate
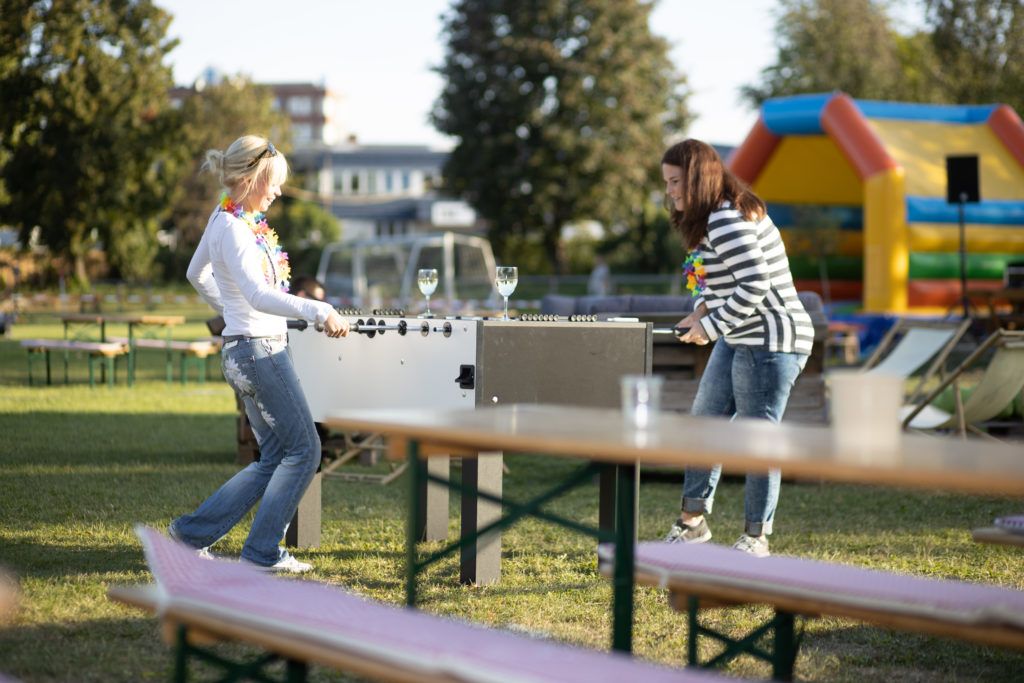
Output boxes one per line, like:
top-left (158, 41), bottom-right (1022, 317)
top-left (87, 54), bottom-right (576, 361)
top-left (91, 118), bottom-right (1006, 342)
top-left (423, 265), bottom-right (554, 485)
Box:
top-left (270, 194), bottom-right (341, 278)
top-left (744, 0), bottom-right (1024, 112)
top-left (924, 0), bottom-right (1024, 114)
top-left (431, 0), bottom-right (690, 273)
top-left (742, 0), bottom-right (912, 105)
top-left (0, 0), bottom-right (182, 283)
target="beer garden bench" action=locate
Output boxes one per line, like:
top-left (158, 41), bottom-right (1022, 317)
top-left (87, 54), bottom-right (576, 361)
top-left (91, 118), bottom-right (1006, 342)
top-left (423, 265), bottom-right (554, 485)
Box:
top-left (599, 542), bottom-right (1024, 680)
top-left (20, 338), bottom-right (128, 388)
top-left (107, 336), bottom-right (220, 385)
top-left (110, 528), bottom-right (728, 683)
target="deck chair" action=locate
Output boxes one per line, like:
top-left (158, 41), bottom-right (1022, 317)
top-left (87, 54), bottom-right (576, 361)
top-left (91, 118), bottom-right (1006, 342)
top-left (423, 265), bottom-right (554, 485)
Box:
top-left (861, 317), bottom-right (972, 404)
top-left (901, 329), bottom-right (1024, 440)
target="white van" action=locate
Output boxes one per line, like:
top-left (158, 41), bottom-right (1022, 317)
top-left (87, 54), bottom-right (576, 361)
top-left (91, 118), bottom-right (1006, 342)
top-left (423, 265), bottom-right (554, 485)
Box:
top-left (316, 232), bottom-right (499, 309)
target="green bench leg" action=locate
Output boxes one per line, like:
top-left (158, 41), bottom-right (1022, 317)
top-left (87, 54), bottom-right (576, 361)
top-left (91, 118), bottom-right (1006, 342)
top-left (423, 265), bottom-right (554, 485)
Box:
top-left (25, 349), bottom-right (48, 386)
top-left (686, 595), bottom-right (799, 681)
top-left (172, 623), bottom-right (308, 683)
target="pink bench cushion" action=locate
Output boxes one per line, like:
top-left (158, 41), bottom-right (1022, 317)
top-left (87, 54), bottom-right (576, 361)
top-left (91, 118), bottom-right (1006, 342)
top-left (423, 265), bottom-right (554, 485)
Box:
top-left (137, 527), bottom-right (719, 683)
top-left (600, 542), bottom-right (1024, 628)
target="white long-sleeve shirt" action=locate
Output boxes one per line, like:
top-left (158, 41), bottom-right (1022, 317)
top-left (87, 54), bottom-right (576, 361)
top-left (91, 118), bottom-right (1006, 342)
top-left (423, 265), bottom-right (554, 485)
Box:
top-left (187, 208), bottom-right (334, 338)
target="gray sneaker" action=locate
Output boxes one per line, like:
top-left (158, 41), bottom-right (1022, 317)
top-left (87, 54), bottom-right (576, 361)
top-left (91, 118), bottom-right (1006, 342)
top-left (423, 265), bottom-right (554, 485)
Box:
top-left (664, 517), bottom-right (712, 544)
top-left (732, 534), bottom-right (770, 557)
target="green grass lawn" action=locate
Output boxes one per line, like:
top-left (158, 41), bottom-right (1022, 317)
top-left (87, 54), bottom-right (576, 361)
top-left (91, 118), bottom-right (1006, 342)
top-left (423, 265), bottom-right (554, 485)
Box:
top-left (1, 307), bottom-right (1024, 681)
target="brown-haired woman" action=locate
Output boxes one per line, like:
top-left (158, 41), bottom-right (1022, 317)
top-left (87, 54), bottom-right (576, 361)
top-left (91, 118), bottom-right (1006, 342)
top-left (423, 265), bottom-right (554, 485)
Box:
top-left (662, 139), bottom-right (813, 557)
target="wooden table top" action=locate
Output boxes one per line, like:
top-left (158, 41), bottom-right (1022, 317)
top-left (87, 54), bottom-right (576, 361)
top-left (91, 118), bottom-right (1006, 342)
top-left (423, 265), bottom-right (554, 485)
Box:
top-left (324, 404), bottom-right (1024, 497)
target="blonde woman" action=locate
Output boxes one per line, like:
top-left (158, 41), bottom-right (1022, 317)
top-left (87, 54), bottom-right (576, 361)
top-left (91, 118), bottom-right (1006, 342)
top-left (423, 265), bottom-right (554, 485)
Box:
top-left (169, 135), bottom-right (348, 573)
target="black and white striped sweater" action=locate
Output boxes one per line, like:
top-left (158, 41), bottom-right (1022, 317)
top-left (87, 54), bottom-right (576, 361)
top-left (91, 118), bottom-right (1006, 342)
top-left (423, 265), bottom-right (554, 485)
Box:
top-left (694, 202), bottom-right (814, 354)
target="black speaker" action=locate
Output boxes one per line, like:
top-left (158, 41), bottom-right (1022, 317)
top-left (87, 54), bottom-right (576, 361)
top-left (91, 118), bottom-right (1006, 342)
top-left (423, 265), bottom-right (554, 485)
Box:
top-left (946, 155), bottom-right (980, 203)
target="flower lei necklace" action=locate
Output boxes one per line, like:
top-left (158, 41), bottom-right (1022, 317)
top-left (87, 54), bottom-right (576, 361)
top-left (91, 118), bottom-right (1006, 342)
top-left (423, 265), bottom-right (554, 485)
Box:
top-left (219, 193), bottom-right (291, 292)
top-left (682, 249), bottom-right (706, 297)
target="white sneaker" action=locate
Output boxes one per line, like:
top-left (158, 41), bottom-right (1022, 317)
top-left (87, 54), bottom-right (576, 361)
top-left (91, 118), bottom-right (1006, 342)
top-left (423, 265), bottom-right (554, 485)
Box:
top-left (251, 553), bottom-right (313, 574)
top-left (732, 534), bottom-right (770, 557)
top-left (168, 524), bottom-right (214, 560)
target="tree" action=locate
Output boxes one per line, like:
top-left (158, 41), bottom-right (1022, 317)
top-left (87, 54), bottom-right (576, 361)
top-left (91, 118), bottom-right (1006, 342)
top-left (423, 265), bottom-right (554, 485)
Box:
top-left (742, 0), bottom-right (910, 106)
top-left (0, 0), bottom-right (182, 284)
top-left (431, 0), bottom-right (690, 273)
top-left (271, 193), bottom-right (341, 278)
top-left (924, 0), bottom-right (1024, 114)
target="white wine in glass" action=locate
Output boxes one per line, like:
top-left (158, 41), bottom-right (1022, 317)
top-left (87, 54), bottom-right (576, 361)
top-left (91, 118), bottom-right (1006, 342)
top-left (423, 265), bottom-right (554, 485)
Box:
top-left (494, 266), bottom-right (518, 320)
top-left (417, 268), bottom-right (438, 317)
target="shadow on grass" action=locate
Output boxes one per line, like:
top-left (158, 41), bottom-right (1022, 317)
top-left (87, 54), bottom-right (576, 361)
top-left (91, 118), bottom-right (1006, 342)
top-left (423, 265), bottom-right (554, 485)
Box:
top-left (1, 411), bottom-right (236, 469)
top-left (0, 617), bottom-right (172, 682)
top-left (2, 539), bottom-right (147, 579)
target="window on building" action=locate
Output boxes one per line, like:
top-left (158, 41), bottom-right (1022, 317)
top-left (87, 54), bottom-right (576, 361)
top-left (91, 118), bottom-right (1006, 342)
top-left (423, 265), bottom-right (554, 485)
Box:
top-left (288, 96), bottom-right (313, 116)
top-left (401, 172), bottom-right (411, 190)
top-left (292, 123), bottom-right (313, 142)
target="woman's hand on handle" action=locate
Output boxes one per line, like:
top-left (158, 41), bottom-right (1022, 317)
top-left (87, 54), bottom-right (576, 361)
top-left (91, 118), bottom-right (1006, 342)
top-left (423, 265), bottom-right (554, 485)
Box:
top-left (674, 302), bottom-right (709, 345)
top-left (322, 310), bottom-right (349, 338)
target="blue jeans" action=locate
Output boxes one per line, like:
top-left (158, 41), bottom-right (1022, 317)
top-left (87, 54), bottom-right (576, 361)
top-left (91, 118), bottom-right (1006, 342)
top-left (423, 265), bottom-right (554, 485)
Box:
top-left (170, 337), bottom-right (321, 566)
top-left (681, 342), bottom-right (807, 536)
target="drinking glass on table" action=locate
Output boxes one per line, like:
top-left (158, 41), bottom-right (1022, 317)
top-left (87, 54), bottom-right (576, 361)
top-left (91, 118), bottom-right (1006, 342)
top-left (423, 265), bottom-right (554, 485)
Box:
top-left (418, 268), bottom-right (438, 317)
top-left (495, 266), bottom-right (518, 320)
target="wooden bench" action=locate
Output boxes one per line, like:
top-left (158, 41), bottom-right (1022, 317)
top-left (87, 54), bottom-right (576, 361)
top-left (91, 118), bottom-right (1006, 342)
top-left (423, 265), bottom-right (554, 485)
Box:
top-left (110, 528), bottom-right (724, 683)
top-left (974, 526), bottom-right (1024, 548)
top-left (108, 336), bottom-right (220, 385)
top-left (20, 338), bottom-right (128, 388)
top-left (598, 542), bottom-right (1024, 680)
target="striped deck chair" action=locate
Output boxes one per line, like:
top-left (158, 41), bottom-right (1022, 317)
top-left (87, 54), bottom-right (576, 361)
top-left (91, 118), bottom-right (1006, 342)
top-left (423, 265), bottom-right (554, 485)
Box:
top-left (861, 317), bottom-right (972, 403)
top-left (901, 329), bottom-right (1024, 440)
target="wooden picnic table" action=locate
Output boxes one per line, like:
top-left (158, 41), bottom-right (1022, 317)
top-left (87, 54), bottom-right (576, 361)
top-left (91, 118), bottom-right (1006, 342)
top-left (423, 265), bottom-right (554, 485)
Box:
top-left (966, 287), bottom-right (1024, 332)
top-left (59, 313), bottom-right (185, 385)
top-left (323, 403), bottom-right (1024, 654)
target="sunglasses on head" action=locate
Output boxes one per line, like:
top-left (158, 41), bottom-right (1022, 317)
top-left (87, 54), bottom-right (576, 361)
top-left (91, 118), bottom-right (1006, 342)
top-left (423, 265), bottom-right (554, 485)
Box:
top-left (247, 141), bottom-right (277, 168)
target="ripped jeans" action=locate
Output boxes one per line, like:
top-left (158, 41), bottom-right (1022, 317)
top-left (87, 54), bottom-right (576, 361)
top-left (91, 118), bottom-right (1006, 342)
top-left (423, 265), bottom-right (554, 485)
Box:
top-left (170, 337), bottom-right (320, 566)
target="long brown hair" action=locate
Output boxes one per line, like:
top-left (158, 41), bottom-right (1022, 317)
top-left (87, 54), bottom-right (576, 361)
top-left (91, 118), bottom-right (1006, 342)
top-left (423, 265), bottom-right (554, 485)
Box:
top-left (662, 139), bottom-right (766, 250)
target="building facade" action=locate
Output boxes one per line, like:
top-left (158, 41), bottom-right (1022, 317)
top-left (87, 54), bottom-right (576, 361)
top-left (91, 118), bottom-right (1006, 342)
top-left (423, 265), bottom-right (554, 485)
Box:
top-left (170, 73), bottom-right (476, 242)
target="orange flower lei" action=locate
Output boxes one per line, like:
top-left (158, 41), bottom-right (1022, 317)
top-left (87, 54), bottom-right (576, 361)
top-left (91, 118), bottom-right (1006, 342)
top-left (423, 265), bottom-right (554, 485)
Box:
top-left (219, 193), bottom-right (291, 291)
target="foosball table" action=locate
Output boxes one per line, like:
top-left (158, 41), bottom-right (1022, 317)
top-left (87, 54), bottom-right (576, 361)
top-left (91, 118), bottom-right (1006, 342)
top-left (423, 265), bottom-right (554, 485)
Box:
top-left (287, 311), bottom-right (653, 585)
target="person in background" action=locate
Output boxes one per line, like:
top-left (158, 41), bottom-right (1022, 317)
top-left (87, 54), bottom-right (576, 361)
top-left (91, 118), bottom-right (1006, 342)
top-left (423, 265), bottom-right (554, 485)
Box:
top-left (169, 135), bottom-right (349, 573)
top-left (588, 255), bottom-right (611, 297)
top-left (661, 139), bottom-right (813, 557)
top-left (290, 275), bottom-right (326, 302)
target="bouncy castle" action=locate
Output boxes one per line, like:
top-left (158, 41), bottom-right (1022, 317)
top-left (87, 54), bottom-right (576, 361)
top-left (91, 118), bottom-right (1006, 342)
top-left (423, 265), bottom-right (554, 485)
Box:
top-left (726, 92), bottom-right (1024, 313)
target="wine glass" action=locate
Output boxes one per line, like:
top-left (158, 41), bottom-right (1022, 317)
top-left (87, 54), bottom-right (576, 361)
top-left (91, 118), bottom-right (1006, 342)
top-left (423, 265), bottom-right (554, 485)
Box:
top-left (494, 266), bottom-right (518, 320)
top-left (417, 268), bottom-right (438, 317)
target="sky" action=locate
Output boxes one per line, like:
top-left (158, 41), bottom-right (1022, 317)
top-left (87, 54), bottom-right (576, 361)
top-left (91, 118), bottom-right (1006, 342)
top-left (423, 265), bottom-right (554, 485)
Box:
top-left (156, 1), bottom-right (784, 149)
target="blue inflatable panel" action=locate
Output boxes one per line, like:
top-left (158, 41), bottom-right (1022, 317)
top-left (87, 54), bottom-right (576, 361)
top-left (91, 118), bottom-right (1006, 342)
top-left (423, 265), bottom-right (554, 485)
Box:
top-left (906, 196), bottom-right (1024, 225)
top-left (856, 100), bottom-right (994, 124)
top-left (766, 202), bottom-right (864, 230)
top-left (762, 93), bottom-right (833, 136)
